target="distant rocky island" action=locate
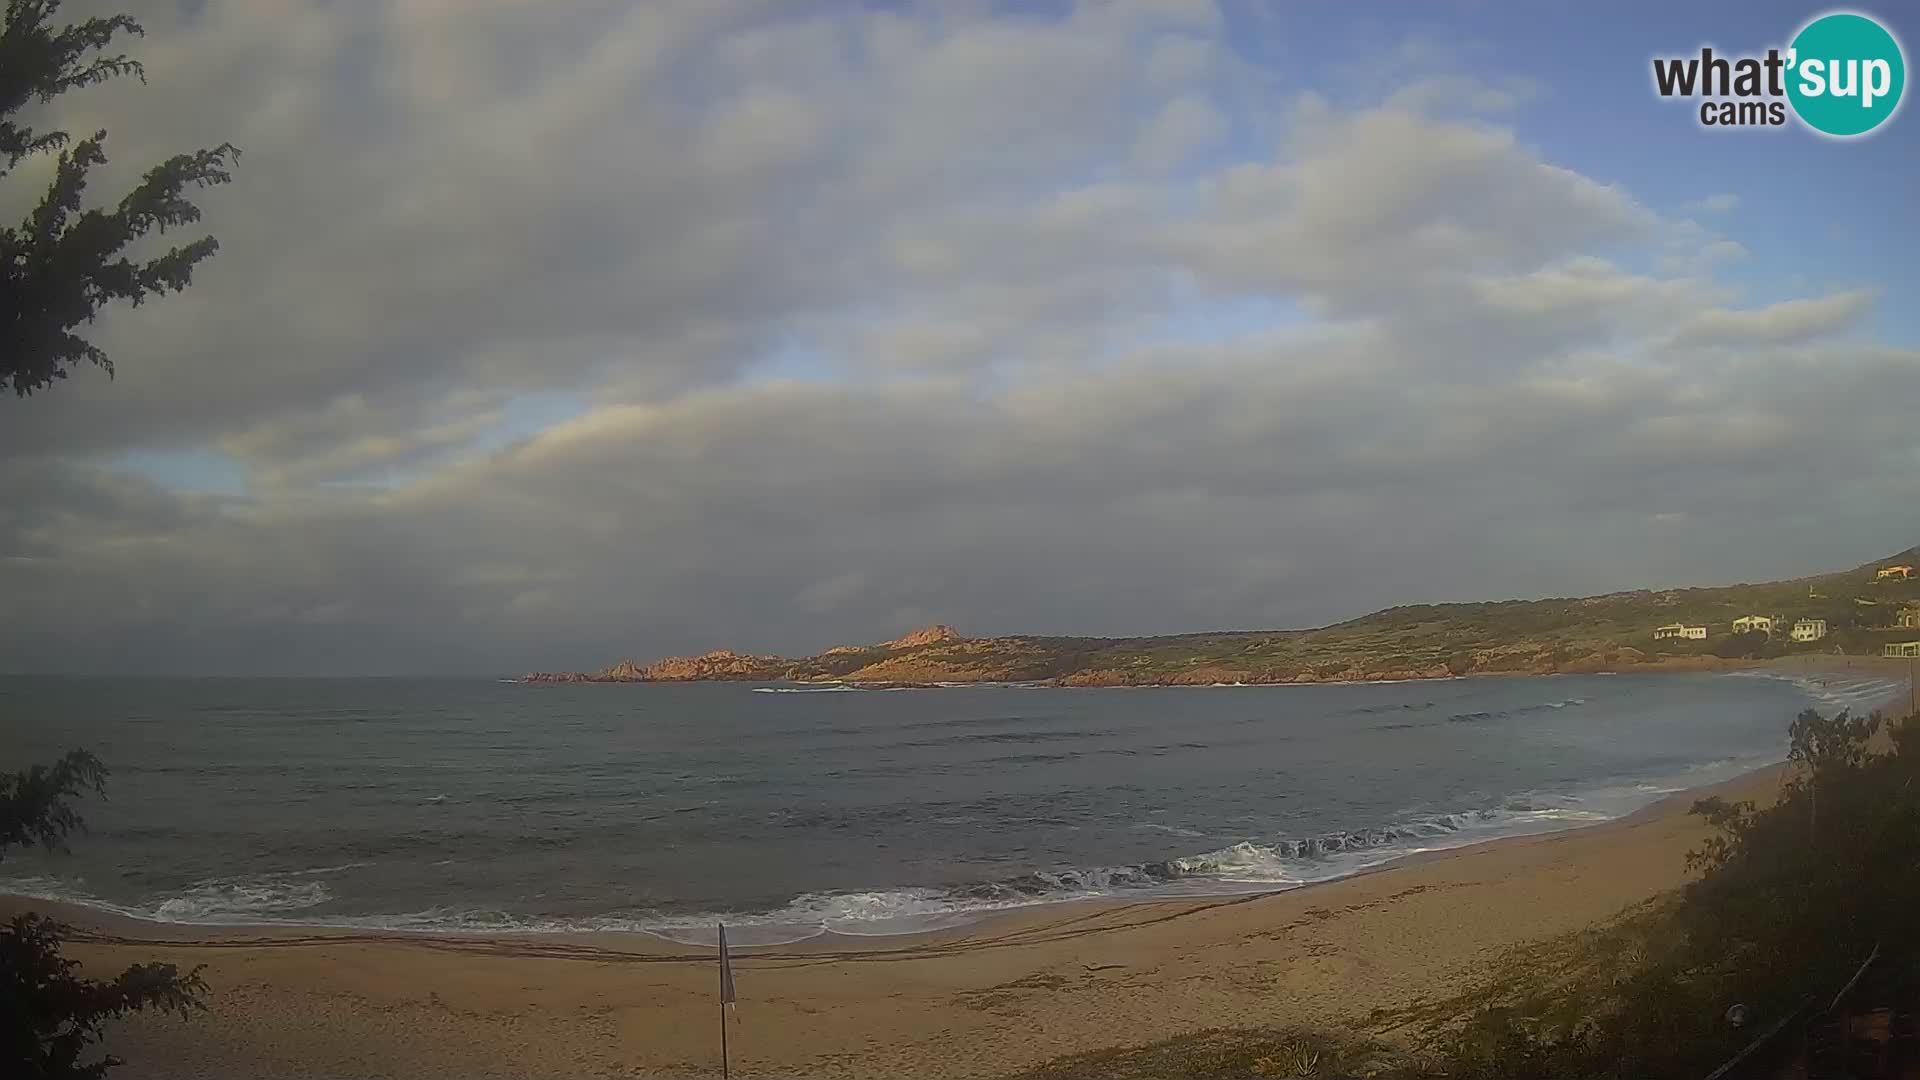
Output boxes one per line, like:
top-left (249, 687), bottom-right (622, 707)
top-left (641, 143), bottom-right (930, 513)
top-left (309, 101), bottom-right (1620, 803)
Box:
top-left (520, 625), bottom-right (975, 685)
top-left (520, 547), bottom-right (1920, 688)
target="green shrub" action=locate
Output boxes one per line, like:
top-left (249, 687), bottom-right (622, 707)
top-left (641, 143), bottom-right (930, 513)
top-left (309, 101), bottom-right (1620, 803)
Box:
top-left (1438, 707), bottom-right (1920, 1079)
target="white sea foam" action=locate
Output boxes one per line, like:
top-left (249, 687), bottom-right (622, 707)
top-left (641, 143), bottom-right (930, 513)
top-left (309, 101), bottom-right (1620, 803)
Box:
top-left (1133, 822), bottom-right (1209, 838)
top-left (0, 869), bottom-right (339, 925)
top-left (3, 674), bottom-right (1854, 944)
top-left (0, 759), bottom-right (1762, 945)
top-left (1722, 669), bottom-right (1906, 713)
top-left (153, 878), bottom-right (332, 921)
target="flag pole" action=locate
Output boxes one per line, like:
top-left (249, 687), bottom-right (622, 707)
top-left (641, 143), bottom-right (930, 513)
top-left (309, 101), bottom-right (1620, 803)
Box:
top-left (718, 922), bottom-right (732, 1080)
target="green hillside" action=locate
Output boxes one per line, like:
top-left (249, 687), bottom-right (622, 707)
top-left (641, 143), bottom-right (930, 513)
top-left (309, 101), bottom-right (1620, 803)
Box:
top-left (530, 547), bottom-right (1920, 685)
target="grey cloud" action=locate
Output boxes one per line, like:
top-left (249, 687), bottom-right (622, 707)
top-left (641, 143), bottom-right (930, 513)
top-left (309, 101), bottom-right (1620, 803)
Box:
top-left (9, 317), bottom-right (1919, 674)
top-left (1, 3), bottom-right (828, 458)
top-left (1133, 94), bottom-right (1230, 170)
top-left (5, 0), bottom-right (1249, 465)
top-left (1674, 291), bottom-right (1878, 347)
top-left (4, 2), bottom-right (1916, 675)
top-left (1170, 105), bottom-right (1660, 312)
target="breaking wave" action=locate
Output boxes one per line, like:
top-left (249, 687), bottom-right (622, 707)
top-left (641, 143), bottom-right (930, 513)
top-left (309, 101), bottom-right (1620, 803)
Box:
top-left (569, 766), bottom-right (1764, 945)
top-left (0, 865), bottom-right (351, 925)
top-left (0, 766), bottom-right (1749, 947)
top-left (1447, 698), bottom-right (1585, 723)
top-left (1720, 670), bottom-right (1905, 714)
top-left (10, 673), bottom-right (1876, 947)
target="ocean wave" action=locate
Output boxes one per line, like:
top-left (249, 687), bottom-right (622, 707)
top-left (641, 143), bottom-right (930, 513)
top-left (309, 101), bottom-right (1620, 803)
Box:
top-left (1446, 698), bottom-right (1585, 724)
top-left (0, 768), bottom-right (1728, 946)
top-left (982, 752), bottom-right (1079, 766)
top-left (904, 729), bottom-right (1104, 747)
top-left (154, 879), bottom-right (332, 921)
top-left (1349, 700), bottom-right (1438, 716)
top-left (897, 713), bottom-right (1033, 731)
top-left (645, 792), bottom-right (1645, 942)
top-left (1721, 669), bottom-right (1906, 713)
top-left (1133, 822), bottom-right (1208, 838)
top-left (0, 868), bottom-right (339, 925)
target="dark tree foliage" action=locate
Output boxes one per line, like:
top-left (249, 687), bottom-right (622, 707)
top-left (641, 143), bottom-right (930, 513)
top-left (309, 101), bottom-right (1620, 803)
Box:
top-left (2, 5), bottom-right (223, 1073)
top-left (1, 0), bottom-right (238, 396)
top-left (1707, 628), bottom-right (1787, 660)
top-left (0, 748), bottom-right (104, 853)
top-left (2, 751), bottom-right (207, 1078)
top-left (1443, 708), bottom-right (1920, 1079)
top-left (1, 915), bottom-right (207, 1080)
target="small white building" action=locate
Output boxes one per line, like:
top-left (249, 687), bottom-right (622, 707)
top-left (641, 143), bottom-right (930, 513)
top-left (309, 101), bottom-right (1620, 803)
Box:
top-left (1732, 615), bottom-right (1774, 636)
top-left (1884, 641), bottom-right (1920, 658)
top-left (1876, 565), bottom-right (1914, 581)
top-left (1790, 619), bottom-right (1828, 642)
top-left (1653, 623), bottom-right (1708, 641)
top-left (1898, 607), bottom-right (1920, 630)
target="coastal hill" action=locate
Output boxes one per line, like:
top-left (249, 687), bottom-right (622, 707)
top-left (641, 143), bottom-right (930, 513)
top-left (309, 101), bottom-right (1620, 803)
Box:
top-left (521, 547), bottom-right (1920, 686)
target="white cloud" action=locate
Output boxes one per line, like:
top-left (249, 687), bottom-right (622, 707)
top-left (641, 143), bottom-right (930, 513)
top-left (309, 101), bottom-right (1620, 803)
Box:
top-left (1675, 291), bottom-right (1878, 347)
top-left (1133, 93), bottom-right (1229, 170)
top-left (1169, 107), bottom-right (1659, 313)
top-left (4, 2), bottom-right (1916, 674)
top-left (1382, 74), bottom-right (1539, 116)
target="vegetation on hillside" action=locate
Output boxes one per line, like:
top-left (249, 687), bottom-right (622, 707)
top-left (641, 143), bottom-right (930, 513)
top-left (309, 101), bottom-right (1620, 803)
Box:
top-left (1008, 705), bottom-right (1920, 1079)
top-left (536, 546), bottom-right (1920, 686)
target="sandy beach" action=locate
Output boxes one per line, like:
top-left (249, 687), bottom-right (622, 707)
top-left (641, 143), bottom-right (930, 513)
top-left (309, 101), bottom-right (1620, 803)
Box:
top-left (12, 657), bottom-right (1913, 1080)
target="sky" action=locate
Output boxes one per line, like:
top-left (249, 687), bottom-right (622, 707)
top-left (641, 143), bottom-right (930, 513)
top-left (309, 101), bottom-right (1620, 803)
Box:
top-left (3, 0), bottom-right (1918, 676)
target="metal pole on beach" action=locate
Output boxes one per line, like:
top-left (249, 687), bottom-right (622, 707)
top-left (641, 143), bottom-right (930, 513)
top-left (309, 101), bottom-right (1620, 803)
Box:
top-left (719, 922), bottom-right (735, 1080)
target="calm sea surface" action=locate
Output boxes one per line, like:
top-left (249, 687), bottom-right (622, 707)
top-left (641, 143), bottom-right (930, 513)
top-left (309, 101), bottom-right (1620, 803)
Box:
top-left (0, 670), bottom-right (1898, 944)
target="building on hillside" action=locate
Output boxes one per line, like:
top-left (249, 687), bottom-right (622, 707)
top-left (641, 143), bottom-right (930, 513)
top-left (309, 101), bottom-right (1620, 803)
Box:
top-left (1899, 607), bottom-right (1920, 629)
top-left (1791, 619), bottom-right (1828, 642)
top-left (1884, 641), bottom-right (1920, 658)
top-left (1732, 615), bottom-right (1775, 636)
top-left (1877, 565), bottom-right (1914, 581)
top-left (1653, 623), bottom-right (1708, 641)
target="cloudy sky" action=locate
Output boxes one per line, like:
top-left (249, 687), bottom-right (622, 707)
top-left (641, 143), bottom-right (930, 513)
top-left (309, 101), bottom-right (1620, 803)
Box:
top-left (4, 0), bottom-right (1918, 675)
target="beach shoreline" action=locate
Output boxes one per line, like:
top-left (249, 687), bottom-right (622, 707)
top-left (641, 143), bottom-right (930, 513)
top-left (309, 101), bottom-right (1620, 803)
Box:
top-left (3, 746), bottom-right (1795, 950)
top-left (2, 765), bottom-right (1801, 1080)
top-left (6, 656), bottom-right (1911, 1078)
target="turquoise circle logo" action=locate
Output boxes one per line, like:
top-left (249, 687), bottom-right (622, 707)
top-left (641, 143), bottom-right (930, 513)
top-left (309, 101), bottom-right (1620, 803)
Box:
top-left (1787, 12), bottom-right (1906, 137)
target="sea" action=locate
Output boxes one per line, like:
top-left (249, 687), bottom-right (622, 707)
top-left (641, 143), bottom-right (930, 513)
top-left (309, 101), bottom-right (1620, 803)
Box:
top-left (0, 669), bottom-right (1902, 946)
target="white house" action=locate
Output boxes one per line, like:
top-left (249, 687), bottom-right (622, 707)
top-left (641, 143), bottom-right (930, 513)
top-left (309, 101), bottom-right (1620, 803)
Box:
top-left (1898, 607), bottom-right (1920, 630)
top-left (1653, 623), bottom-right (1708, 641)
top-left (1732, 615), bottom-right (1774, 636)
top-left (1877, 565), bottom-right (1914, 581)
top-left (1884, 641), bottom-right (1920, 658)
top-left (1790, 619), bottom-right (1828, 642)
